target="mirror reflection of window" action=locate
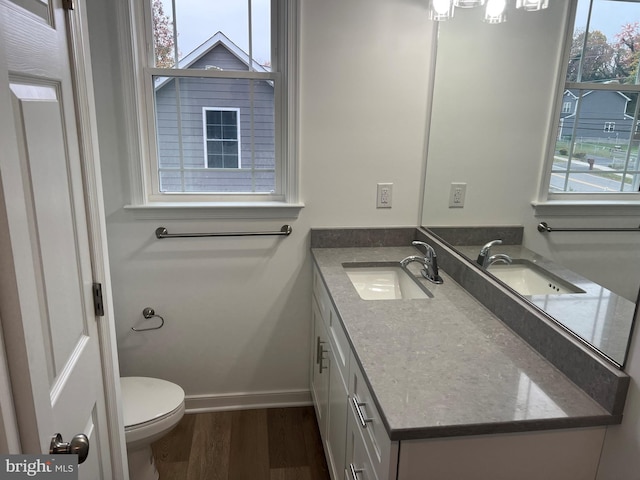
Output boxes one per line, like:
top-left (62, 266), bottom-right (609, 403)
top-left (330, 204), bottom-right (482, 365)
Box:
top-left (550, 0), bottom-right (640, 194)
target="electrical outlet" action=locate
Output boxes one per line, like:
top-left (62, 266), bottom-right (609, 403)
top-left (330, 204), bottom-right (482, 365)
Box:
top-left (377, 183), bottom-right (393, 208)
top-left (449, 182), bottom-right (466, 208)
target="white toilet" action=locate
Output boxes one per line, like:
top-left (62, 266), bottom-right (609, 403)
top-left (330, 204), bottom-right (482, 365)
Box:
top-left (121, 377), bottom-right (185, 480)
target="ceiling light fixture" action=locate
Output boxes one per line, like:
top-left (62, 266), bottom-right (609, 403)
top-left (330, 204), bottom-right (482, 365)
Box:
top-left (430, 0), bottom-right (548, 23)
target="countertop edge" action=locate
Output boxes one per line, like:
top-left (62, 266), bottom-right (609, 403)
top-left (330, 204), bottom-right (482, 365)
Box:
top-left (387, 414), bottom-right (622, 442)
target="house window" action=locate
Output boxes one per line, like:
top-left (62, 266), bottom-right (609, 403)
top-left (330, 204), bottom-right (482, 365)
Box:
top-left (546, 0), bottom-right (640, 195)
top-left (127, 0), bottom-right (298, 204)
top-left (203, 108), bottom-right (240, 169)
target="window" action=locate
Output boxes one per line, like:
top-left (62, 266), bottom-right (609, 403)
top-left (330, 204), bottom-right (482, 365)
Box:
top-left (547, 0), bottom-right (640, 195)
top-left (126, 0), bottom-right (298, 206)
top-left (203, 108), bottom-right (240, 169)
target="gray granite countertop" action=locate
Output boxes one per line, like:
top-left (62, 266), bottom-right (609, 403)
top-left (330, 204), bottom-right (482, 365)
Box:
top-left (311, 246), bottom-right (619, 441)
top-left (454, 244), bottom-right (635, 365)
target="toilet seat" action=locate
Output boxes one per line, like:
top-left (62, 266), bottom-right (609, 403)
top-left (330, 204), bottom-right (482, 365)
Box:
top-left (121, 376), bottom-right (185, 428)
top-left (121, 377), bottom-right (185, 480)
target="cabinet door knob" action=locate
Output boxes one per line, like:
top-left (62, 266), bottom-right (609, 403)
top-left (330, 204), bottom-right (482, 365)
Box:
top-left (316, 336), bottom-right (326, 364)
top-left (351, 396), bottom-right (374, 428)
top-left (319, 345), bottom-right (329, 373)
top-left (349, 463), bottom-right (364, 479)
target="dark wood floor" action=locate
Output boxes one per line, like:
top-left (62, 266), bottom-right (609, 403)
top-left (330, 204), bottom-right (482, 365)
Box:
top-left (152, 406), bottom-right (331, 480)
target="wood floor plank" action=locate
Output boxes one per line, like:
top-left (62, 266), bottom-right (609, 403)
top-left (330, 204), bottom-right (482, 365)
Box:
top-left (155, 461), bottom-right (190, 480)
top-left (228, 409), bottom-right (270, 480)
top-left (186, 411), bottom-right (233, 480)
top-left (269, 466), bottom-right (313, 480)
top-left (267, 407), bottom-right (309, 469)
top-left (153, 413), bottom-right (196, 464)
top-left (152, 407), bottom-right (330, 480)
top-left (300, 407), bottom-right (331, 480)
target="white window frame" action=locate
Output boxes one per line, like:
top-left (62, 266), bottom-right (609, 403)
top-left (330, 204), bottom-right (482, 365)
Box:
top-left (603, 121), bottom-right (615, 133)
top-left (562, 101), bottom-right (571, 114)
top-left (202, 107), bottom-right (242, 169)
top-left (117, 0), bottom-right (302, 217)
top-left (535, 0), bottom-right (640, 213)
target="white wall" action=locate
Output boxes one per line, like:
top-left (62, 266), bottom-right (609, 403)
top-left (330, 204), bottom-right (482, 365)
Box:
top-left (88, 0), bottom-right (434, 405)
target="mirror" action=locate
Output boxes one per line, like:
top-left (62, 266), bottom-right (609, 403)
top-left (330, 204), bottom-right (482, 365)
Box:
top-left (420, 2), bottom-right (638, 367)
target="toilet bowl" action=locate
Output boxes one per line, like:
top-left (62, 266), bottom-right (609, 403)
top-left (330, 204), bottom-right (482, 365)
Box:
top-left (121, 377), bottom-right (185, 480)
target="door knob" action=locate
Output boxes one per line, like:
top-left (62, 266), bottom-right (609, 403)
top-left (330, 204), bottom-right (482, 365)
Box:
top-left (49, 433), bottom-right (90, 464)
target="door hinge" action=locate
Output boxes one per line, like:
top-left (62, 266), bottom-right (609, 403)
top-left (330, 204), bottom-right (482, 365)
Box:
top-left (92, 283), bottom-right (105, 317)
top-left (63, 0), bottom-right (74, 11)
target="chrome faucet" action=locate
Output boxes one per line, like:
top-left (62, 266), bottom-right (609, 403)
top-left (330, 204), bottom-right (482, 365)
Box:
top-left (485, 253), bottom-right (513, 268)
top-left (477, 239), bottom-right (512, 268)
top-left (400, 241), bottom-right (443, 284)
top-left (476, 239), bottom-right (502, 267)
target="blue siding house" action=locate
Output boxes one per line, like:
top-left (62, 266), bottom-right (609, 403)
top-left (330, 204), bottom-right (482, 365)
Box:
top-left (558, 89), bottom-right (635, 143)
top-left (154, 32), bottom-right (275, 193)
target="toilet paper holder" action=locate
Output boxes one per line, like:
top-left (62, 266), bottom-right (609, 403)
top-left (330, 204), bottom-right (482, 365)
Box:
top-left (131, 307), bottom-right (165, 332)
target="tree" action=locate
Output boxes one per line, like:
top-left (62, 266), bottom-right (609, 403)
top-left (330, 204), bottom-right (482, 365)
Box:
top-left (613, 22), bottom-right (640, 84)
top-left (152, 0), bottom-right (175, 68)
top-left (567, 30), bottom-right (614, 82)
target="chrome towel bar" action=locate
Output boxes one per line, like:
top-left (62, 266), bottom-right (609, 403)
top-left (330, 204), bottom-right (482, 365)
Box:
top-left (155, 224), bottom-right (293, 239)
top-left (538, 222), bottom-right (640, 233)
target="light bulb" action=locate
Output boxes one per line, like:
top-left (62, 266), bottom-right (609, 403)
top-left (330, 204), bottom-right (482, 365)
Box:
top-left (431, 0), bottom-right (454, 21)
top-left (515, 0), bottom-right (549, 11)
top-left (453, 0), bottom-right (485, 8)
top-left (484, 0), bottom-right (507, 23)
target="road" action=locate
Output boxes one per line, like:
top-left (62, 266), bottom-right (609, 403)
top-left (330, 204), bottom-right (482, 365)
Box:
top-left (550, 158), bottom-right (638, 193)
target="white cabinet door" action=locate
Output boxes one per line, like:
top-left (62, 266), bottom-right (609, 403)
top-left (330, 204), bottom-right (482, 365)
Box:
top-left (326, 348), bottom-right (348, 480)
top-left (0, 0), bottom-right (119, 477)
top-left (310, 297), bottom-right (330, 437)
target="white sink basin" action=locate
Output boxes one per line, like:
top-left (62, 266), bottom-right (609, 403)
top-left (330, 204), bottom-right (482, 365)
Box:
top-left (343, 264), bottom-right (431, 300)
top-left (487, 260), bottom-right (585, 296)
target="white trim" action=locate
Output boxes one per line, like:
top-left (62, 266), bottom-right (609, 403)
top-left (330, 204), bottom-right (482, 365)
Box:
top-left (540, 0), bottom-right (640, 202)
top-left (123, 201), bottom-right (304, 220)
top-left (532, 200), bottom-right (640, 216)
top-left (66, 3), bottom-right (129, 478)
top-left (0, 314), bottom-right (20, 453)
top-left (122, 0), bottom-right (298, 207)
top-left (185, 389), bottom-right (312, 413)
top-left (202, 107), bottom-right (242, 169)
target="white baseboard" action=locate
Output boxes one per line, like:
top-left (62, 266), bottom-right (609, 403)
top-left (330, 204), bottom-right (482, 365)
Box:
top-left (185, 389), bottom-right (312, 413)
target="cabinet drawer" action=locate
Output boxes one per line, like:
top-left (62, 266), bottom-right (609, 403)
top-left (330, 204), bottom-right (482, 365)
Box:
top-left (346, 397), bottom-right (379, 480)
top-left (349, 354), bottom-right (395, 480)
top-left (313, 265), bottom-right (330, 320)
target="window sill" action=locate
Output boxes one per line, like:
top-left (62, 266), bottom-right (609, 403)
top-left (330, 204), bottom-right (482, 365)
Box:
top-left (123, 201), bottom-right (305, 220)
top-left (531, 200), bottom-right (640, 217)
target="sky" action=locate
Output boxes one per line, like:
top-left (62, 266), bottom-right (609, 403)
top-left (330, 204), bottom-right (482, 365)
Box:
top-left (160, 0), bottom-right (271, 65)
top-left (575, 0), bottom-right (640, 40)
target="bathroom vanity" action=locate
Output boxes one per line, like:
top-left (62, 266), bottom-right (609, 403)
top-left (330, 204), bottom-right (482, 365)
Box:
top-left (310, 234), bottom-right (627, 480)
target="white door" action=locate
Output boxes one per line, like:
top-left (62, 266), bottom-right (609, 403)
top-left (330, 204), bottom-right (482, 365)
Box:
top-left (0, 0), bottom-right (120, 477)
